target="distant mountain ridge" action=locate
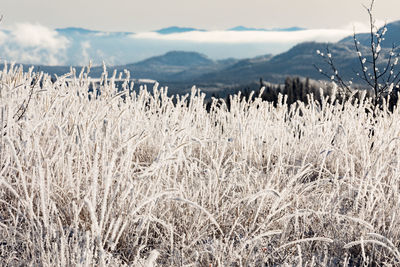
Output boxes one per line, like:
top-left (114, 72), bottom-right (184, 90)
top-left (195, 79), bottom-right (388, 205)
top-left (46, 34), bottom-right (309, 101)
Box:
top-left (155, 26), bottom-right (206, 34)
top-left (56, 27), bottom-right (101, 34)
top-left (132, 51), bottom-right (214, 68)
top-left (4, 20), bottom-right (400, 95)
top-left (56, 27), bottom-right (133, 36)
top-left (119, 51), bottom-right (243, 82)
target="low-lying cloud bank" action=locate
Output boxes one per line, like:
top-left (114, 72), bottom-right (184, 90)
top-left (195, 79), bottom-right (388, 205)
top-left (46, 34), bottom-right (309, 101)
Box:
top-left (131, 29), bottom-right (352, 44)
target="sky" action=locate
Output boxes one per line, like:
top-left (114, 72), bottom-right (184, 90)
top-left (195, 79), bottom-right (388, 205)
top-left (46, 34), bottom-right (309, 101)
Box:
top-left (1, 0), bottom-right (400, 32)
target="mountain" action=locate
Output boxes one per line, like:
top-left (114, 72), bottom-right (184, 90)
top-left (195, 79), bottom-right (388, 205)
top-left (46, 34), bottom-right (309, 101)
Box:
top-left (155, 26), bottom-right (206, 34)
top-left (194, 21), bottom-right (400, 85)
top-left (60, 51), bottom-right (239, 82)
top-left (197, 54), bottom-right (275, 83)
top-left (135, 51), bottom-right (214, 67)
top-left (251, 42), bottom-right (359, 80)
top-left (124, 51), bottom-right (240, 81)
top-left (274, 26), bottom-right (306, 32)
top-left (56, 27), bottom-right (102, 35)
top-left (196, 40), bottom-right (395, 85)
top-left (56, 27), bottom-right (133, 37)
top-left (5, 20), bottom-right (400, 96)
top-left (228, 26), bottom-right (268, 31)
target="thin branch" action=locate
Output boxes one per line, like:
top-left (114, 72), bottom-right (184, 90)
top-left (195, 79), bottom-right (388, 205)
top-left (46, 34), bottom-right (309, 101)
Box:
top-left (353, 33), bottom-right (374, 88)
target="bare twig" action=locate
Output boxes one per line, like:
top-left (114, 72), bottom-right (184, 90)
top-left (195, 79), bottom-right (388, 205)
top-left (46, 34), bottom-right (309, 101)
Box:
top-left (12, 73), bottom-right (40, 122)
top-left (1, 71), bottom-right (41, 136)
top-left (315, 0), bottom-right (400, 109)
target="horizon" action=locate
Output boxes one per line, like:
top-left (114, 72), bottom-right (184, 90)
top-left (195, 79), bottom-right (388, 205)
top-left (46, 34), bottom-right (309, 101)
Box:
top-left (2, 0), bottom-right (400, 32)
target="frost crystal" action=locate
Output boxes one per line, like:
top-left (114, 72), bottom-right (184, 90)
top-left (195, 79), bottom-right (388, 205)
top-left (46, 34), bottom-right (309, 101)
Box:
top-left (376, 44), bottom-right (381, 53)
top-left (388, 83), bottom-right (394, 93)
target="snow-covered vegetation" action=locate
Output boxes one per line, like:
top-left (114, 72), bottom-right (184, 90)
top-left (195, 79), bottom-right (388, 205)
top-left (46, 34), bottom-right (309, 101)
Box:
top-left (1, 63), bottom-right (400, 266)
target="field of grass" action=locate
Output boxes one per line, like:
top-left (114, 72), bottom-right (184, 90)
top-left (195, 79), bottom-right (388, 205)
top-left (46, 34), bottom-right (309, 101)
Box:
top-left (1, 64), bottom-right (400, 266)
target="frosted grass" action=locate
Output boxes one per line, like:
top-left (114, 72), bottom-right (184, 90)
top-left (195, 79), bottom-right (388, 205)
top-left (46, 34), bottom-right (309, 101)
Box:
top-left (0, 63), bottom-right (400, 265)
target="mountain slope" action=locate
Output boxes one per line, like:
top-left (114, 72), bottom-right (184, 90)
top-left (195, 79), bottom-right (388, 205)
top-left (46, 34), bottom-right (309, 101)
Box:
top-left (196, 21), bottom-right (400, 85)
top-left (133, 51), bottom-right (214, 68)
top-left (74, 51), bottom-right (239, 81)
top-left (196, 41), bottom-right (393, 84)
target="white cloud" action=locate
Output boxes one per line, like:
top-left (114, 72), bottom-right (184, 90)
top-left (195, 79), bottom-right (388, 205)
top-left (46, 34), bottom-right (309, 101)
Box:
top-left (94, 32), bottom-right (109, 37)
top-left (0, 31), bottom-right (6, 46)
top-left (341, 19), bottom-right (387, 33)
top-left (80, 41), bottom-right (91, 65)
top-left (130, 29), bottom-right (353, 44)
top-left (11, 23), bottom-right (69, 50)
top-left (0, 23), bottom-right (70, 65)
